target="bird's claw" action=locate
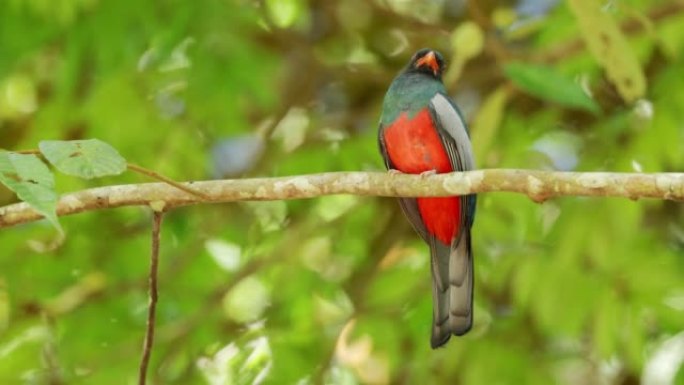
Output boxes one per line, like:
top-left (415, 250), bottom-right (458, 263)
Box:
top-left (388, 169), bottom-right (403, 175)
top-left (420, 170), bottom-right (438, 178)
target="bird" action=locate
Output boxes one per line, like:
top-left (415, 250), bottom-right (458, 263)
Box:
top-left (378, 48), bottom-right (477, 348)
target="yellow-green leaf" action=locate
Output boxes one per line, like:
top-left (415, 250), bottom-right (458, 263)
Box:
top-left (567, 0), bottom-right (646, 103)
top-left (445, 21), bottom-right (486, 85)
top-left (471, 86), bottom-right (510, 163)
top-left (39, 139), bottom-right (127, 179)
top-left (0, 278), bottom-right (8, 335)
top-left (0, 151), bottom-right (60, 231)
top-left (265, 0), bottom-right (304, 28)
top-left (451, 21), bottom-right (484, 60)
top-left (504, 62), bottom-right (600, 113)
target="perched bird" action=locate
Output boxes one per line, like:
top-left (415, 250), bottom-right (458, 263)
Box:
top-left (378, 49), bottom-right (477, 348)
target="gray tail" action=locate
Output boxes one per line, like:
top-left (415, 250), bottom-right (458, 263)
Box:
top-left (429, 231), bottom-right (473, 348)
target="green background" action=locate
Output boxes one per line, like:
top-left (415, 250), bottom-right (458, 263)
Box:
top-left (1, 0), bottom-right (684, 384)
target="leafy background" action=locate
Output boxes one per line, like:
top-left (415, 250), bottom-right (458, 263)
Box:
top-left (1, 0), bottom-right (684, 384)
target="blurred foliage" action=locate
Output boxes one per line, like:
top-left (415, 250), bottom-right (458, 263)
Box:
top-left (1, 0), bottom-right (684, 384)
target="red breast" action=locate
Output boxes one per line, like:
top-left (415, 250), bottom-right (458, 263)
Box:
top-left (382, 109), bottom-right (461, 245)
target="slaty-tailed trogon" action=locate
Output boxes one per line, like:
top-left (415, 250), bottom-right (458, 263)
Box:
top-left (378, 49), bottom-right (476, 348)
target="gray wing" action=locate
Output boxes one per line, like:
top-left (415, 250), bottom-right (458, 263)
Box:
top-left (427, 92), bottom-right (477, 347)
top-left (378, 125), bottom-right (429, 242)
top-left (428, 92), bottom-right (477, 229)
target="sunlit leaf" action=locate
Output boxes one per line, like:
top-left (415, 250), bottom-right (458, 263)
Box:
top-left (471, 86), bottom-right (510, 163)
top-left (335, 319), bottom-right (391, 385)
top-left (567, 0), bottom-right (646, 103)
top-left (0, 279), bottom-right (8, 335)
top-left (243, 336), bottom-right (273, 380)
top-left (657, 13), bottom-right (684, 59)
top-left (197, 343), bottom-right (239, 385)
top-left (205, 239), bottom-right (242, 272)
top-left (39, 139), bottom-right (127, 179)
top-left (300, 236), bottom-right (332, 271)
top-left (222, 276), bottom-right (270, 323)
top-left (45, 272), bottom-right (107, 315)
top-left (623, 307), bottom-right (646, 370)
top-left (492, 7), bottom-right (516, 30)
top-left (243, 201), bottom-right (287, 232)
top-left (265, 0), bottom-right (304, 28)
top-left (300, 236), bottom-right (352, 282)
top-left (271, 107), bottom-right (309, 153)
top-left (504, 62), bottom-right (600, 113)
top-left (0, 151), bottom-right (60, 231)
top-left (0, 326), bottom-right (49, 361)
top-left (314, 291), bottom-right (353, 327)
top-left (315, 195), bottom-right (357, 222)
top-left (593, 290), bottom-right (619, 358)
top-left (451, 21), bottom-right (484, 60)
top-left (445, 22), bottom-right (485, 85)
top-left (0, 75), bottom-right (37, 116)
top-left (642, 332), bottom-right (684, 385)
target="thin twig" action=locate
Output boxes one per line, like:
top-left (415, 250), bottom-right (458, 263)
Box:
top-left (2, 148), bottom-right (209, 201)
top-left (1, 170), bottom-right (684, 229)
top-left (138, 211), bottom-right (163, 385)
top-left (13, 149), bottom-right (42, 155)
top-left (127, 163), bottom-right (210, 200)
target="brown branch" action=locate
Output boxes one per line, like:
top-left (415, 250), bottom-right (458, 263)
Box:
top-left (138, 211), bottom-right (163, 385)
top-left (1, 170), bottom-right (684, 229)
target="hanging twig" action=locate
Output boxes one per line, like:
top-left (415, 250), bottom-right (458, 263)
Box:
top-left (138, 211), bottom-right (163, 385)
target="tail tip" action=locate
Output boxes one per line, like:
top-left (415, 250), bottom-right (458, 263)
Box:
top-left (430, 317), bottom-right (472, 349)
top-left (431, 332), bottom-right (451, 349)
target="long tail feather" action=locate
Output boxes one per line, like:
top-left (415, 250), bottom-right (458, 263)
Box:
top-left (430, 231), bottom-right (473, 348)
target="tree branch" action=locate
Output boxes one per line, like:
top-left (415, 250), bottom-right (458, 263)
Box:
top-left (1, 170), bottom-right (683, 229)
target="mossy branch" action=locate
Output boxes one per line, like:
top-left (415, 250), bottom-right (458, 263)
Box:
top-left (1, 169), bottom-right (683, 229)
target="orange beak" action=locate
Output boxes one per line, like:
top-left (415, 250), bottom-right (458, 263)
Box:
top-left (416, 51), bottom-right (439, 75)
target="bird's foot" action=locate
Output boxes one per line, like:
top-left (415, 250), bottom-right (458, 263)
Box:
top-left (387, 169), bottom-right (403, 175)
top-left (420, 170), bottom-right (438, 178)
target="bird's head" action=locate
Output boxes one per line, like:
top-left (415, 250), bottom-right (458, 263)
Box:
top-left (406, 48), bottom-right (445, 79)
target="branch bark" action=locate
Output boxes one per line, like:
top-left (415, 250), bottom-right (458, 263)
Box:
top-left (1, 169), bottom-right (683, 229)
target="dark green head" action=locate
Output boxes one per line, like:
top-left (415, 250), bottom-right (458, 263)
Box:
top-left (403, 49), bottom-right (446, 80)
top-left (380, 49), bottom-right (447, 125)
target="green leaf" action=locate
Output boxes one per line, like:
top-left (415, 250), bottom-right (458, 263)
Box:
top-left (222, 276), bottom-right (270, 323)
top-left (593, 290), bottom-right (619, 358)
top-left (39, 139), bottom-right (127, 179)
top-left (265, 0), bottom-right (304, 28)
top-left (504, 62), bottom-right (600, 113)
top-left (534, 261), bottom-right (598, 337)
top-left (567, 0), bottom-right (646, 103)
top-left (471, 86), bottom-right (510, 163)
top-left (0, 278), bottom-right (8, 335)
top-left (511, 255), bottom-right (541, 309)
top-left (0, 151), bottom-right (60, 230)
